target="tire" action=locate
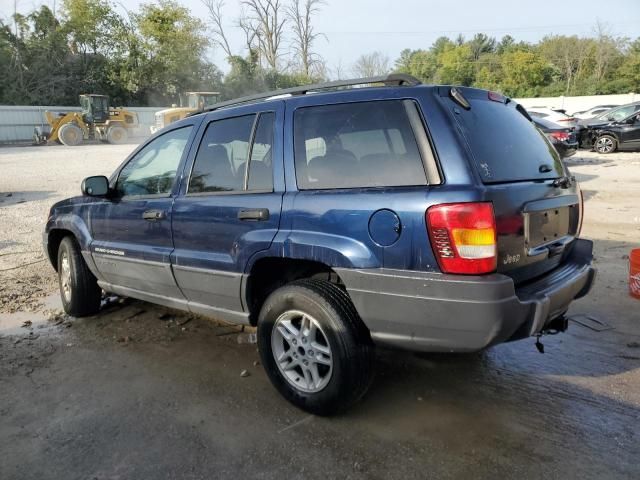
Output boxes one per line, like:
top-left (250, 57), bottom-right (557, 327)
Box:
top-left (595, 134), bottom-right (617, 154)
top-left (58, 123), bottom-right (83, 146)
top-left (57, 236), bottom-right (102, 317)
top-left (106, 125), bottom-right (128, 144)
top-left (258, 279), bottom-right (374, 415)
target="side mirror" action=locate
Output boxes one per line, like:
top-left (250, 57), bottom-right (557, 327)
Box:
top-left (81, 175), bottom-right (109, 197)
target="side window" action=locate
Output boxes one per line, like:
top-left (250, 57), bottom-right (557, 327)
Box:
top-left (116, 126), bottom-right (192, 197)
top-left (189, 115), bottom-right (254, 193)
top-left (293, 100), bottom-right (428, 189)
top-left (188, 112), bottom-right (275, 194)
top-left (247, 112), bottom-right (275, 191)
top-left (610, 106), bottom-right (634, 121)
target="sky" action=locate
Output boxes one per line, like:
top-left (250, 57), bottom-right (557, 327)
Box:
top-left (2, 0), bottom-right (640, 76)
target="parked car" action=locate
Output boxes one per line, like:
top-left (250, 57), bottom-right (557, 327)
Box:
top-left (43, 77), bottom-right (596, 414)
top-left (527, 107), bottom-right (578, 128)
top-left (578, 102), bottom-right (640, 147)
top-left (532, 116), bottom-right (579, 158)
top-left (572, 105), bottom-right (618, 119)
top-left (589, 111), bottom-right (640, 153)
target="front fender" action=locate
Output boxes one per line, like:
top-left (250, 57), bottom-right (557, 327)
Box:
top-left (43, 211), bottom-right (96, 275)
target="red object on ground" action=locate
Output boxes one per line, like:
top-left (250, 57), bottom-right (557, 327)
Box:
top-left (630, 248), bottom-right (640, 299)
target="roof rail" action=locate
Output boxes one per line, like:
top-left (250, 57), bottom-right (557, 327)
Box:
top-left (196, 74), bottom-right (421, 115)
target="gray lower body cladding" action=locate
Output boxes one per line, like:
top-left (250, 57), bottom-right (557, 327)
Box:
top-left (336, 239), bottom-right (595, 353)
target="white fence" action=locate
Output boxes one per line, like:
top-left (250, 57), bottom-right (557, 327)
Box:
top-left (0, 105), bottom-right (163, 144)
top-left (514, 93), bottom-right (638, 114)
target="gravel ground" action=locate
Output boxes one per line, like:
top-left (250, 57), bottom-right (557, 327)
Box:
top-left (1, 144), bottom-right (640, 479)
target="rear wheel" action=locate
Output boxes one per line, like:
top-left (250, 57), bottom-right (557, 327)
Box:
top-left (57, 236), bottom-right (102, 317)
top-left (107, 125), bottom-right (128, 144)
top-left (58, 123), bottom-right (83, 146)
top-left (258, 279), bottom-right (374, 415)
top-left (595, 135), bottom-right (617, 154)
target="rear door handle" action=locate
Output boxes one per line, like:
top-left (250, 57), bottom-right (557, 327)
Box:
top-left (142, 209), bottom-right (166, 221)
top-left (238, 208), bottom-right (270, 221)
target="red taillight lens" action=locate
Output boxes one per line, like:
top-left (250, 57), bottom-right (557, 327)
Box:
top-left (549, 132), bottom-right (570, 142)
top-left (426, 202), bottom-right (497, 275)
top-left (557, 117), bottom-right (576, 122)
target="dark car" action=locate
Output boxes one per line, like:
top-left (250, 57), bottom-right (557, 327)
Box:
top-left (578, 102), bottom-right (640, 147)
top-left (43, 76), bottom-right (595, 414)
top-left (532, 116), bottom-right (579, 158)
top-left (590, 111), bottom-right (640, 153)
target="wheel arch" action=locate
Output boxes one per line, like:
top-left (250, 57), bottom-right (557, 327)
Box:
top-left (244, 257), bottom-right (350, 326)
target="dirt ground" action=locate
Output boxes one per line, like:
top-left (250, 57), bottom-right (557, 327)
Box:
top-left (1, 144), bottom-right (639, 479)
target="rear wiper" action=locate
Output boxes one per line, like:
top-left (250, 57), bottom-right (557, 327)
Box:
top-left (551, 175), bottom-right (576, 188)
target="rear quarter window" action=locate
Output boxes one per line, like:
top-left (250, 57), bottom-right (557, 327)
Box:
top-left (451, 93), bottom-right (564, 183)
top-left (293, 100), bottom-right (429, 189)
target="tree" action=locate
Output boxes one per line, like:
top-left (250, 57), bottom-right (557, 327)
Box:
top-left (394, 49), bottom-right (437, 82)
top-left (202, 0), bottom-right (234, 59)
top-left (468, 33), bottom-right (496, 60)
top-left (538, 35), bottom-right (593, 94)
top-left (287, 0), bottom-right (325, 77)
top-left (242, 0), bottom-right (287, 70)
top-left (617, 38), bottom-right (640, 92)
top-left (352, 51), bottom-right (390, 77)
top-left (436, 44), bottom-right (475, 85)
top-left (135, 0), bottom-right (217, 103)
top-left (499, 50), bottom-right (551, 96)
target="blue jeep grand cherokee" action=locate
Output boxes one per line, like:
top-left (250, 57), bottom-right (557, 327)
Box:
top-left (44, 75), bottom-right (596, 414)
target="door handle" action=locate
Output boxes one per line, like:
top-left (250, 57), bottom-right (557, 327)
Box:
top-left (142, 209), bottom-right (166, 221)
top-left (238, 208), bottom-right (270, 221)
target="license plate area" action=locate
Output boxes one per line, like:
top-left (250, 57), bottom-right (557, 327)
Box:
top-left (525, 207), bottom-right (571, 250)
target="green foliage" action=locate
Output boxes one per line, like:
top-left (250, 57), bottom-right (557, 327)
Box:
top-left (0, 1), bottom-right (638, 108)
top-left (393, 33), bottom-right (640, 98)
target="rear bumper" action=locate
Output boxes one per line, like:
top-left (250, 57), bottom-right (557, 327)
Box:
top-left (337, 239), bottom-right (595, 353)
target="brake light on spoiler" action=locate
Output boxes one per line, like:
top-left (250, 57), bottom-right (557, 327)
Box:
top-left (427, 202), bottom-right (498, 275)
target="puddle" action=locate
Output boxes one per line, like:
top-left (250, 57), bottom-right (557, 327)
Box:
top-left (0, 293), bottom-right (62, 336)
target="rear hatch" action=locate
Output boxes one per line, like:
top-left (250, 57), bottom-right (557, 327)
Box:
top-left (439, 87), bottom-right (582, 284)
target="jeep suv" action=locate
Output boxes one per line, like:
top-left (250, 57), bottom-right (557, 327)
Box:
top-left (44, 75), bottom-right (596, 414)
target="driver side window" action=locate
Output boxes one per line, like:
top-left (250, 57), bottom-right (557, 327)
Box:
top-left (116, 126), bottom-right (192, 197)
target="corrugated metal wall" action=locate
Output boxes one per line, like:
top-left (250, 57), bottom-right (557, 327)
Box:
top-left (0, 106), bottom-right (162, 144)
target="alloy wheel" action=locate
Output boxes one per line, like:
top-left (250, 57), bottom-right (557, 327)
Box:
top-left (271, 310), bottom-right (333, 393)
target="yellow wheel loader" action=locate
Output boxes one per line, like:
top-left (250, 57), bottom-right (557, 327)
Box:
top-left (34, 94), bottom-right (139, 146)
top-left (151, 91), bottom-right (220, 133)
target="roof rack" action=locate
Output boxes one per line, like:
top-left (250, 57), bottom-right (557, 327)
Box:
top-left (196, 74), bottom-right (421, 115)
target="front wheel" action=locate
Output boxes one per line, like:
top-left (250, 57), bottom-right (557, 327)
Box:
top-left (258, 279), bottom-right (374, 415)
top-left (57, 236), bottom-right (102, 317)
top-left (58, 123), bottom-right (83, 146)
top-left (595, 135), bottom-right (617, 154)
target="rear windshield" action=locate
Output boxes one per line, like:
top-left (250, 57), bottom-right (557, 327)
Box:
top-left (450, 90), bottom-right (564, 183)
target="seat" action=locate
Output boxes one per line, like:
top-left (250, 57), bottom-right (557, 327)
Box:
top-left (191, 144), bottom-right (241, 192)
top-left (307, 148), bottom-right (359, 188)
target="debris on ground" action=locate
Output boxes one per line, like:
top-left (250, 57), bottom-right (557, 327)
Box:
top-left (240, 369), bottom-right (250, 377)
top-left (21, 320), bottom-right (32, 328)
top-left (627, 341), bottom-right (640, 349)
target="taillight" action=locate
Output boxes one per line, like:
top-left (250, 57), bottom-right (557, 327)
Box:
top-left (426, 203), bottom-right (497, 275)
top-left (549, 131), bottom-right (570, 142)
top-left (557, 117), bottom-right (576, 122)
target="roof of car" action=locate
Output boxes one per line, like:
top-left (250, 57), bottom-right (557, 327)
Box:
top-left (188, 74), bottom-right (422, 117)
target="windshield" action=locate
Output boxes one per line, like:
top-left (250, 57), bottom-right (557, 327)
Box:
top-left (188, 94), bottom-right (218, 110)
